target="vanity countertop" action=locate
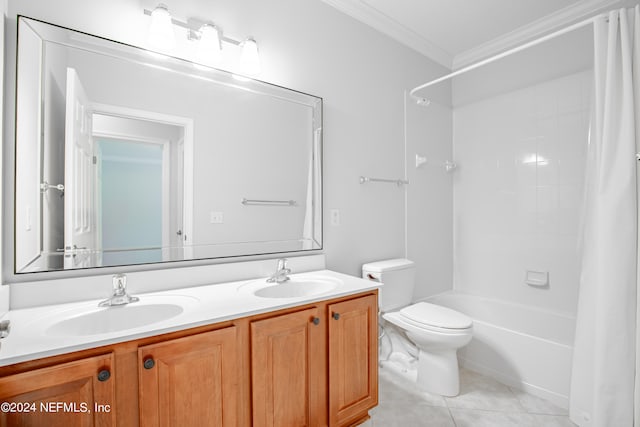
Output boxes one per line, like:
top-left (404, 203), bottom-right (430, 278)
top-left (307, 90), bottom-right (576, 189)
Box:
top-left (0, 270), bottom-right (380, 367)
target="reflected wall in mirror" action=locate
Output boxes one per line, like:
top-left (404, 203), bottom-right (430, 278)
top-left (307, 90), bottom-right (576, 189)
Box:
top-left (15, 17), bottom-right (322, 273)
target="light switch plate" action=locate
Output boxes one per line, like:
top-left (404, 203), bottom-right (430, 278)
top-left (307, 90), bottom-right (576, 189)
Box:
top-left (330, 209), bottom-right (340, 226)
top-left (210, 211), bottom-right (224, 224)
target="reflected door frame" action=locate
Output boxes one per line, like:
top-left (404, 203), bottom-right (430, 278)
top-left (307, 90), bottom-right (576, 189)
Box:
top-left (91, 103), bottom-right (194, 254)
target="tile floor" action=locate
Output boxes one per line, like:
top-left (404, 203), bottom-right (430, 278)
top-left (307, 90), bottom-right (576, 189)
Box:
top-left (363, 364), bottom-right (576, 427)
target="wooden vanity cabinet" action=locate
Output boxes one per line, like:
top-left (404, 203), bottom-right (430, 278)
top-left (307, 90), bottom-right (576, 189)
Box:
top-left (0, 353), bottom-right (116, 427)
top-left (328, 294), bottom-right (378, 427)
top-left (138, 326), bottom-right (239, 427)
top-left (249, 293), bottom-right (378, 427)
top-left (250, 307), bottom-right (324, 427)
top-left (0, 290), bottom-right (378, 427)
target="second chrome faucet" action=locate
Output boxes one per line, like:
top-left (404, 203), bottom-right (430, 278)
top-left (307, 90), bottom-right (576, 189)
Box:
top-left (267, 258), bottom-right (291, 283)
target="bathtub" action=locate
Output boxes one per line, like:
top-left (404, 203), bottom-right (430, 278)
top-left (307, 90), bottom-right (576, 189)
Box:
top-left (425, 292), bottom-right (575, 409)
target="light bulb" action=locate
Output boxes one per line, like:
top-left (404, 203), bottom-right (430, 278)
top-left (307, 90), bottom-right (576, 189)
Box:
top-left (196, 24), bottom-right (222, 66)
top-left (240, 38), bottom-right (261, 75)
top-left (148, 4), bottom-right (176, 50)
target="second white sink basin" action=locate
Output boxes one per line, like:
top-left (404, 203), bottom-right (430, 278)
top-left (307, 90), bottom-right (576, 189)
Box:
top-left (44, 295), bottom-right (198, 336)
top-left (242, 275), bottom-right (342, 299)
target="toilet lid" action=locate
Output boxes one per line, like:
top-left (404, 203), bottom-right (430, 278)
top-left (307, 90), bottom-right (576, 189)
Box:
top-left (400, 302), bottom-right (472, 330)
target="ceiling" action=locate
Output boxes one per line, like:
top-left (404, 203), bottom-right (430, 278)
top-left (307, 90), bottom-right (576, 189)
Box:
top-left (321, 0), bottom-right (627, 68)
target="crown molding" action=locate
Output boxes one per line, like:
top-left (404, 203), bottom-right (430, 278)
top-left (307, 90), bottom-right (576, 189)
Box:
top-left (452, 0), bottom-right (624, 69)
top-left (320, 0), bottom-right (453, 69)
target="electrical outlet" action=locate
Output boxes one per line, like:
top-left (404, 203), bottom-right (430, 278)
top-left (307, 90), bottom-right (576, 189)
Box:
top-left (210, 211), bottom-right (224, 224)
top-left (330, 209), bottom-right (340, 226)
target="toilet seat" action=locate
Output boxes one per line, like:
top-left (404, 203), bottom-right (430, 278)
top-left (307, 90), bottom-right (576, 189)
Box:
top-left (399, 302), bottom-right (472, 331)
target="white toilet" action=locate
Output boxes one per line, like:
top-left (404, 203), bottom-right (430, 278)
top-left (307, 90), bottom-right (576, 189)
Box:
top-left (362, 259), bottom-right (473, 397)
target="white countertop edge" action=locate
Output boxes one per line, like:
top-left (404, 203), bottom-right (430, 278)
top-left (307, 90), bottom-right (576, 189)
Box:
top-left (0, 270), bottom-right (381, 367)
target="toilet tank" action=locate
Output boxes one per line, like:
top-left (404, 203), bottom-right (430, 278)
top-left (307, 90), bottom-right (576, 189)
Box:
top-left (362, 259), bottom-right (415, 312)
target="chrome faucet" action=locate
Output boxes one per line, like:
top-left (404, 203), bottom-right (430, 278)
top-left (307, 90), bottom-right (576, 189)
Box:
top-left (99, 274), bottom-right (139, 307)
top-left (266, 258), bottom-right (291, 283)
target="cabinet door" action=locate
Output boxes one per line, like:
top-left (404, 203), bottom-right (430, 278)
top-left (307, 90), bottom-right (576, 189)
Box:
top-left (251, 307), bottom-right (323, 427)
top-left (328, 294), bottom-right (378, 426)
top-left (138, 326), bottom-right (239, 427)
top-left (0, 353), bottom-right (116, 427)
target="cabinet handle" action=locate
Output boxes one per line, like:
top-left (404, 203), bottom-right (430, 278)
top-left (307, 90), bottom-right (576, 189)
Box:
top-left (312, 317), bottom-right (320, 325)
top-left (143, 357), bottom-right (155, 370)
top-left (97, 369), bottom-right (111, 382)
top-left (332, 312), bottom-right (340, 320)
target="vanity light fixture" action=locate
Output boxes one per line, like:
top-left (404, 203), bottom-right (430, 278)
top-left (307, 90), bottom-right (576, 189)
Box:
top-left (144, 4), bottom-right (261, 75)
top-left (147, 4), bottom-right (176, 50)
top-left (240, 38), bottom-right (261, 75)
top-left (196, 24), bottom-right (222, 65)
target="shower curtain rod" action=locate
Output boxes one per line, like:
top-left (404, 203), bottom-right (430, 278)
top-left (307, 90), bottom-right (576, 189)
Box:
top-left (409, 12), bottom-right (607, 102)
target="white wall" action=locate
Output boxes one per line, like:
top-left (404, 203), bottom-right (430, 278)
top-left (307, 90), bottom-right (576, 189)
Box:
top-left (3, 0), bottom-right (452, 286)
top-left (452, 38), bottom-right (592, 315)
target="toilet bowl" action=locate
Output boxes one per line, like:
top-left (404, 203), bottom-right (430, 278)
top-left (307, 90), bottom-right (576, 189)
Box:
top-left (383, 302), bottom-right (472, 396)
top-left (362, 259), bottom-right (473, 397)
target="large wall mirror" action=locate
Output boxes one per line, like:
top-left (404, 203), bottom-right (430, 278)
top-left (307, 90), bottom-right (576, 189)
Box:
top-left (15, 17), bottom-right (322, 273)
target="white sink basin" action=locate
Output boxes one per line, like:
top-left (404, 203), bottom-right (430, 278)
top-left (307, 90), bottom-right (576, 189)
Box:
top-left (242, 275), bottom-right (342, 299)
top-left (44, 295), bottom-right (198, 336)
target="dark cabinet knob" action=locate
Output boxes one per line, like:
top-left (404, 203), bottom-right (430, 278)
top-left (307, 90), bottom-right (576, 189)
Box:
top-left (143, 357), bottom-right (155, 370)
top-left (97, 369), bottom-right (111, 382)
top-left (312, 317), bottom-right (320, 325)
top-left (332, 312), bottom-right (340, 320)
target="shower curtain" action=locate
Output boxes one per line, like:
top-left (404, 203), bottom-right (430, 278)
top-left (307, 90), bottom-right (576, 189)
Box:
top-left (570, 6), bottom-right (639, 427)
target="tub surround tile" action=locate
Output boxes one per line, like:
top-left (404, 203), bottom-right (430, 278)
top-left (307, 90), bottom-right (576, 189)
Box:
top-left (453, 70), bottom-right (589, 315)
